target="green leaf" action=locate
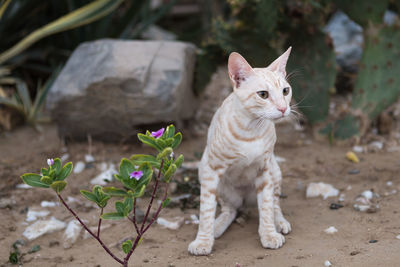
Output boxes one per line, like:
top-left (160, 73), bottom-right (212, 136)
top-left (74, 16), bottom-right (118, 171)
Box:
top-left (28, 245), bottom-right (41, 254)
top-left (162, 197), bottom-right (170, 208)
top-left (132, 184), bottom-right (146, 198)
top-left (163, 163), bottom-right (176, 183)
top-left (130, 154), bottom-right (161, 169)
top-left (157, 147), bottom-right (173, 160)
top-left (155, 138), bottom-right (166, 148)
top-left (52, 158), bottom-right (62, 175)
top-left (137, 163), bottom-right (153, 188)
top-left (40, 176), bottom-right (53, 185)
top-left (97, 195), bottom-right (111, 208)
top-left (80, 190), bottom-right (97, 202)
top-left (119, 158), bottom-right (135, 180)
top-left (122, 240), bottom-right (133, 254)
top-left (174, 155), bottom-right (184, 168)
top-left (171, 133), bottom-right (182, 149)
top-left (165, 124), bottom-right (175, 138)
top-left (41, 168), bottom-right (49, 176)
top-left (113, 174), bottom-right (124, 182)
top-left (21, 173), bottom-right (49, 188)
top-left (103, 187), bottom-right (129, 197)
top-left (123, 197), bottom-right (133, 215)
top-left (137, 133), bottom-right (162, 151)
top-left (101, 212), bottom-right (125, 220)
top-left (115, 201), bottom-right (125, 215)
top-left (57, 162), bottom-right (73, 181)
top-left (50, 181), bottom-right (67, 193)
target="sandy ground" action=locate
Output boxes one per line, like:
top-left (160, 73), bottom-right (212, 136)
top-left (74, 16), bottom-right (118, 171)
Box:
top-left (1, 121), bottom-right (400, 267)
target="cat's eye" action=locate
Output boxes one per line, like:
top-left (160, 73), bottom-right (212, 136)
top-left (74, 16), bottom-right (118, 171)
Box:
top-left (283, 87), bottom-right (290, 96)
top-left (257, 91), bottom-right (269, 99)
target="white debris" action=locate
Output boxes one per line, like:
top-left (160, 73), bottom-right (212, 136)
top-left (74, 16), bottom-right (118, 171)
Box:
top-left (346, 185), bottom-right (352, 191)
top-left (41, 201), bottom-right (58, 208)
top-left (384, 189), bottom-right (397, 196)
top-left (67, 196), bottom-right (79, 203)
top-left (190, 214), bottom-right (199, 224)
top-left (396, 234), bottom-right (400, 240)
top-left (338, 193), bottom-right (345, 202)
top-left (324, 260), bottom-right (332, 267)
top-left (90, 163), bottom-right (117, 185)
top-left (306, 182), bottom-right (339, 200)
top-left (73, 161), bottom-right (85, 174)
top-left (275, 156), bottom-right (286, 163)
top-left (63, 220), bottom-right (82, 248)
top-left (324, 226), bottom-right (338, 234)
top-left (85, 154), bottom-right (95, 163)
top-left (157, 217), bottom-right (185, 230)
top-left (60, 153), bottom-right (70, 163)
top-left (369, 141), bottom-right (383, 150)
top-left (23, 217), bottom-right (66, 240)
top-left (182, 161), bottom-right (200, 170)
top-left (26, 210), bottom-right (50, 222)
top-left (352, 146), bottom-right (364, 153)
top-left (386, 181), bottom-right (393, 187)
top-left (361, 190), bottom-right (373, 200)
top-left (354, 190), bottom-right (380, 213)
top-left (16, 183), bottom-right (32, 189)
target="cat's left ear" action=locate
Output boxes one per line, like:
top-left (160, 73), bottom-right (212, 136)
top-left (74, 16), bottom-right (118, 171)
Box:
top-left (266, 46), bottom-right (292, 77)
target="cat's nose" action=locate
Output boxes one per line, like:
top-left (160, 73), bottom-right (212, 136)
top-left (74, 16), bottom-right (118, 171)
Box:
top-left (277, 107), bottom-right (287, 115)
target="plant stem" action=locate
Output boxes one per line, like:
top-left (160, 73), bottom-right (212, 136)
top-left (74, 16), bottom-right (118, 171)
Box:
top-left (132, 198), bottom-right (140, 235)
top-left (143, 182), bottom-right (169, 233)
top-left (97, 208), bottom-right (103, 238)
top-left (57, 193), bottom-right (123, 265)
top-left (140, 160), bottom-right (164, 233)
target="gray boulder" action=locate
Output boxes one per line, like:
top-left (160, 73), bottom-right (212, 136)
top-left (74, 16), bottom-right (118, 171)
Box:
top-left (47, 39), bottom-right (197, 141)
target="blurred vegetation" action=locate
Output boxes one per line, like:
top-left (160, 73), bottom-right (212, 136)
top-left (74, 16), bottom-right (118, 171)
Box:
top-left (0, 0), bottom-right (175, 130)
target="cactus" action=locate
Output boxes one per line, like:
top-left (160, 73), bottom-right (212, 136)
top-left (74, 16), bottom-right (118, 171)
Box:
top-left (332, 24), bottom-right (400, 139)
top-left (335, 0), bottom-right (389, 26)
top-left (287, 29), bottom-right (337, 124)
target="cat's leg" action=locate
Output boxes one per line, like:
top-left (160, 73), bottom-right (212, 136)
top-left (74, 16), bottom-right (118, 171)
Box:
top-left (270, 155), bottom-right (291, 235)
top-left (214, 197), bottom-right (238, 239)
top-left (188, 163), bottom-right (220, 255)
top-left (255, 165), bottom-right (285, 249)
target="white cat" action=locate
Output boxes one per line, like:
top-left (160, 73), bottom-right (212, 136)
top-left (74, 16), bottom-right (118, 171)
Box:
top-left (188, 48), bottom-right (293, 255)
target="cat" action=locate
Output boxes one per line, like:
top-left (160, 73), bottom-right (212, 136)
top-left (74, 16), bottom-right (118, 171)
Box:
top-left (188, 47), bottom-right (293, 255)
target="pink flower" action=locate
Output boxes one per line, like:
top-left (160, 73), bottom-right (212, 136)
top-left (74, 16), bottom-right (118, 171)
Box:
top-left (151, 128), bottom-right (165, 139)
top-left (129, 170), bottom-right (143, 180)
top-left (47, 158), bottom-right (54, 166)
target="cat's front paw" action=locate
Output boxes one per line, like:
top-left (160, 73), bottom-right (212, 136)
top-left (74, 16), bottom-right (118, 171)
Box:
top-left (260, 232), bottom-right (285, 249)
top-left (188, 238), bottom-right (214, 255)
top-left (275, 217), bottom-right (291, 235)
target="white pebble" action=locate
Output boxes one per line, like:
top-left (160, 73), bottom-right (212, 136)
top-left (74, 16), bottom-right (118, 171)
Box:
top-left (386, 181), bottom-right (393, 187)
top-left (23, 217), bottom-right (66, 240)
top-left (190, 214), bottom-right (199, 224)
top-left (41, 201), bottom-right (58, 208)
top-left (26, 210), bottom-right (50, 222)
top-left (60, 153), bottom-right (70, 163)
top-left (346, 185), bottom-right (352, 191)
top-left (324, 260), bottom-right (332, 266)
top-left (63, 220), bottom-right (82, 248)
top-left (352, 146), bottom-right (363, 153)
top-left (85, 154), bottom-right (95, 163)
top-left (90, 163), bottom-right (117, 185)
top-left (16, 183), bottom-right (32, 189)
top-left (73, 161), bottom-right (85, 174)
top-left (361, 190), bottom-right (373, 200)
top-left (157, 217), bottom-right (184, 230)
top-left (306, 182), bottom-right (339, 200)
top-left (324, 226), bottom-right (338, 234)
top-left (396, 235), bottom-right (400, 240)
top-left (369, 141), bottom-right (383, 150)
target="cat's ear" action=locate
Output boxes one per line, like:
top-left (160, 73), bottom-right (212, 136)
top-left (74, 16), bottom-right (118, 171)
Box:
top-left (228, 52), bottom-right (254, 89)
top-left (266, 46), bottom-right (292, 77)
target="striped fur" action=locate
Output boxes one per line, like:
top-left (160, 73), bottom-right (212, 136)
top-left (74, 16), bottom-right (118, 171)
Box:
top-left (188, 48), bottom-right (293, 255)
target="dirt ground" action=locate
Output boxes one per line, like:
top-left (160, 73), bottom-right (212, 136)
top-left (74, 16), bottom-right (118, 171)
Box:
top-left (1, 120), bottom-right (400, 267)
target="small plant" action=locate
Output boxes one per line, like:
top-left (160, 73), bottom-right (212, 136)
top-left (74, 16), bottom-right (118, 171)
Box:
top-left (20, 125), bottom-right (183, 267)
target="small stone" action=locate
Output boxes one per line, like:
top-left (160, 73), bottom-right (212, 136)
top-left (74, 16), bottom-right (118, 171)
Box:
top-left (63, 220), bottom-right (82, 248)
top-left (348, 169), bottom-right (360, 175)
top-left (85, 154), bottom-right (95, 163)
top-left (369, 141), bottom-right (383, 151)
top-left (143, 259), bottom-right (149, 263)
top-left (73, 161), bottom-right (85, 174)
top-left (396, 235), bottom-right (400, 240)
top-left (324, 260), bottom-right (332, 267)
top-left (330, 203), bottom-right (343, 210)
top-left (41, 201), bottom-right (58, 208)
top-left (306, 182), bottom-right (339, 200)
top-left (0, 198), bottom-right (16, 209)
top-left (386, 181), bottom-right (393, 187)
top-left (90, 163), bottom-right (117, 185)
top-left (23, 217), bottom-right (66, 240)
top-left (324, 226), bottom-right (338, 234)
top-left (350, 251), bottom-right (360, 256)
top-left (369, 239), bottom-right (378, 243)
top-left (157, 216), bottom-right (184, 230)
top-left (26, 210), bottom-right (50, 222)
top-left (352, 146), bottom-right (364, 153)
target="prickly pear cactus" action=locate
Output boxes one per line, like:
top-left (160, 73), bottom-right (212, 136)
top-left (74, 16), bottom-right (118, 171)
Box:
top-left (332, 25), bottom-right (400, 139)
top-left (287, 30), bottom-right (337, 124)
top-left (335, 0), bottom-right (388, 26)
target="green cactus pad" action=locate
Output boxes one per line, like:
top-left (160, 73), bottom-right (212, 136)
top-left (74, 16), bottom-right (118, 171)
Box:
top-left (335, 0), bottom-right (388, 26)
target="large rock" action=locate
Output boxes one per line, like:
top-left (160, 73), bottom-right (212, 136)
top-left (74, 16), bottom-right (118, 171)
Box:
top-left (47, 39), bottom-right (197, 141)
